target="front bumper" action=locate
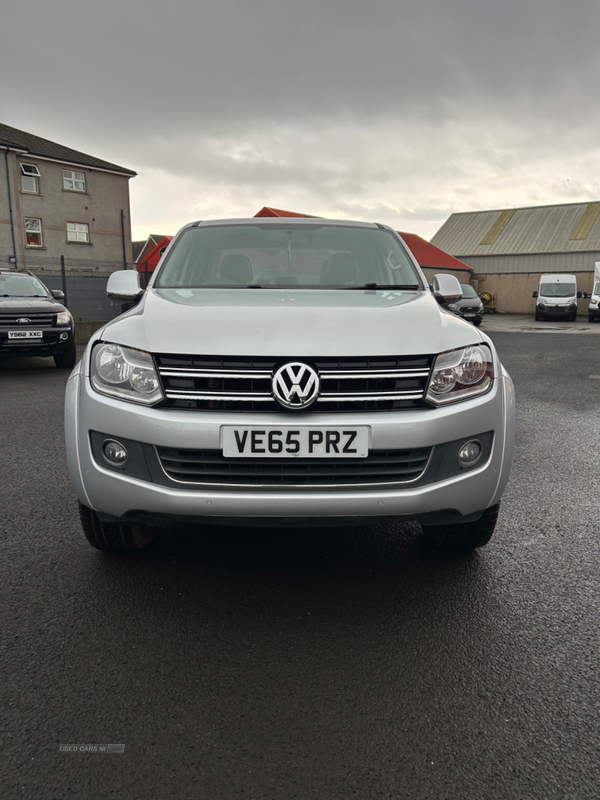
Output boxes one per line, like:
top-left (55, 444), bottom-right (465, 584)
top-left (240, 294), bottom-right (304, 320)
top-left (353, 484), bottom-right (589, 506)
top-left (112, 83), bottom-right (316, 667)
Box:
top-left (0, 326), bottom-right (74, 357)
top-left (65, 366), bottom-right (515, 524)
top-left (455, 309), bottom-right (484, 323)
top-left (537, 305), bottom-right (576, 318)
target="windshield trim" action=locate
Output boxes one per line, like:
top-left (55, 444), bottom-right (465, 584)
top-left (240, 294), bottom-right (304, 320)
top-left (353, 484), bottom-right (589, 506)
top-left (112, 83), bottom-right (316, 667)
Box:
top-left (158, 284), bottom-right (424, 291)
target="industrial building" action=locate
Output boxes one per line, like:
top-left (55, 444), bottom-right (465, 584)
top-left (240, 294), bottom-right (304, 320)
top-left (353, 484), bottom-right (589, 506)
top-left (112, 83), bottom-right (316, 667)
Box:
top-left (431, 201), bottom-right (600, 313)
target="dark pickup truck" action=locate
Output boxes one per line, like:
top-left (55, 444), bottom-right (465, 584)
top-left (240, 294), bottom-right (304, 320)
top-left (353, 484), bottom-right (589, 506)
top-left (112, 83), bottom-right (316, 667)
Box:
top-left (0, 270), bottom-right (76, 368)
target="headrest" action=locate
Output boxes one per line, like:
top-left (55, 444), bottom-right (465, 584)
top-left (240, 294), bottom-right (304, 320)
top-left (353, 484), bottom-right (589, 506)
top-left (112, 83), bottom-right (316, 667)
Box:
top-left (321, 253), bottom-right (358, 286)
top-left (219, 254), bottom-right (253, 284)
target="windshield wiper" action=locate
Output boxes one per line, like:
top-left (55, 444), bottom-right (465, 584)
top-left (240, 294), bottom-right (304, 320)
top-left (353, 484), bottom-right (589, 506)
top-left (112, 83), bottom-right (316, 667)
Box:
top-left (1, 294), bottom-right (47, 298)
top-left (342, 283), bottom-right (420, 290)
top-left (193, 284), bottom-right (264, 289)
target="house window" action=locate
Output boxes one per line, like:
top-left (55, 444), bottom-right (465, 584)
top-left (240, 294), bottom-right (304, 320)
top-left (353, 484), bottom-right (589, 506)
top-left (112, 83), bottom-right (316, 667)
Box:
top-left (21, 163), bottom-right (41, 193)
top-left (67, 222), bottom-right (90, 242)
top-left (63, 169), bottom-right (86, 192)
top-left (25, 218), bottom-right (43, 247)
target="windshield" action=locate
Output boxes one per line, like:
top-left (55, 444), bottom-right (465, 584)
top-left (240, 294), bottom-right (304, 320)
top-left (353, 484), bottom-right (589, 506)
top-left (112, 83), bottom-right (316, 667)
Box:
top-left (540, 282), bottom-right (576, 298)
top-left (594, 282), bottom-right (600, 296)
top-left (460, 284), bottom-right (478, 299)
top-left (155, 224), bottom-right (423, 290)
top-left (0, 273), bottom-right (49, 298)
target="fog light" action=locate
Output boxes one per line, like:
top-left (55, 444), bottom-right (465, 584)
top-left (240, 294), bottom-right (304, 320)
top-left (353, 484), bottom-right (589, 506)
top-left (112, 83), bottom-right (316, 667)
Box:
top-left (102, 439), bottom-right (128, 466)
top-left (59, 332), bottom-right (69, 341)
top-left (458, 439), bottom-right (482, 468)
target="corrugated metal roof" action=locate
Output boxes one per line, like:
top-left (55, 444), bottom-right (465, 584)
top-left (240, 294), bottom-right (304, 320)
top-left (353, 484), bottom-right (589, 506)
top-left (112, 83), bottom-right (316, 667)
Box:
top-left (431, 201), bottom-right (600, 256)
top-left (456, 251), bottom-right (600, 274)
top-left (479, 210), bottom-right (515, 245)
top-left (570, 203), bottom-right (600, 240)
top-left (397, 232), bottom-right (472, 271)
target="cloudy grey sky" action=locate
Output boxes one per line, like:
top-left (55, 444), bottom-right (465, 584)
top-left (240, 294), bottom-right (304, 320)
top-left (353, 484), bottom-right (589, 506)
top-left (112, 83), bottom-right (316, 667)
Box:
top-left (2, 0), bottom-right (599, 240)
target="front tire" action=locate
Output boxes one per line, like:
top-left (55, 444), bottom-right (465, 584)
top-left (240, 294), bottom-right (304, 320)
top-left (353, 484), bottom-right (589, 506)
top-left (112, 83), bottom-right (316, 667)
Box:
top-left (571, 312), bottom-right (577, 322)
top-left (78, 502), bottom-right (154, 551)
top-left (422, 503), bottom-right (500, 551)
top-left (473, 318), bottom-right (482, 326)
top-left (589, 314), bottom-right (595, 323)
top-left (54, 337), bottom-right (76, 369)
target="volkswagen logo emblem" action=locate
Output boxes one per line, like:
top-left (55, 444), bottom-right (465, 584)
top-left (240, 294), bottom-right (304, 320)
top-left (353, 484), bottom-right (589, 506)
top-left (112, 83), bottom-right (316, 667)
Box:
top-left (16, 318), bottom-right (31, 324)
top-left (272, 362), bottom-right (320, 409)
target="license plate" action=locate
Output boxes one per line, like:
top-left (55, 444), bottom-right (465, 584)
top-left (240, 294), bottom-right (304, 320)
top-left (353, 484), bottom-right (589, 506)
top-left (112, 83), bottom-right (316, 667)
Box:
top-left (464, 314), bottom-right (475, 318)
top-left (222, 426), bottom-right (370, 458)
top-left (8, 330), bottom-right (43, 339)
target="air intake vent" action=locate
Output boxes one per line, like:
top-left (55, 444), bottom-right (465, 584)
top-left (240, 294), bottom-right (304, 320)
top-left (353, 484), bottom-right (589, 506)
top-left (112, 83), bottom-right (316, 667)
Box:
top-left (156, 446), bottom-right (433, 487)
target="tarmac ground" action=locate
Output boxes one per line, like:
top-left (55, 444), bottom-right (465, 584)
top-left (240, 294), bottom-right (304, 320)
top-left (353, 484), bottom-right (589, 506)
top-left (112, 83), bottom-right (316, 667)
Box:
top-left (2, 331), bottom-right (600, 799)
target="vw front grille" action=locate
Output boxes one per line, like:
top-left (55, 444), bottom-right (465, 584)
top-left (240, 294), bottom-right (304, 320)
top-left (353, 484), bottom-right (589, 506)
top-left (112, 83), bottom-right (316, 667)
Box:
top-left (155, 354), bottom-right (434, 412)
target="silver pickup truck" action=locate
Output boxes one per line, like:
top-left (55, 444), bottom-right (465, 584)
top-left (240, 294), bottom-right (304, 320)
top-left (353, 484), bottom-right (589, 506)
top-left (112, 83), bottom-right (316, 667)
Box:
top-left (65, 218), bottom-right (515, 552)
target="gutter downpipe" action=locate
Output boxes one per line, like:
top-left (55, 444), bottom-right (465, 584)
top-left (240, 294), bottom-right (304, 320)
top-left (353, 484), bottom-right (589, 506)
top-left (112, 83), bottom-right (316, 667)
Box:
top-left (121, 209), bottom-right (127, 269)
top-left (4, 149), bottom-right (18, 268)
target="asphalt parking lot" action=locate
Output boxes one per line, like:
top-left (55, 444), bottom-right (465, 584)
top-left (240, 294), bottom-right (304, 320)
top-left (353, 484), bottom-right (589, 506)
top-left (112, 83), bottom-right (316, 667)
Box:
top-left (2, 328), bottom-right (600, 800)
top-left (481, 312), bottom-right (600, 334)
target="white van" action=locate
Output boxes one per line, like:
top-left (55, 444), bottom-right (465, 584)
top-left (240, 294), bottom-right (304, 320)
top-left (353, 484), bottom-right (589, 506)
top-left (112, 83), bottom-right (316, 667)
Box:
top-left (533, 274), bottom-right (580, 321)
top-left (583, 263), bottom-right (600, 323)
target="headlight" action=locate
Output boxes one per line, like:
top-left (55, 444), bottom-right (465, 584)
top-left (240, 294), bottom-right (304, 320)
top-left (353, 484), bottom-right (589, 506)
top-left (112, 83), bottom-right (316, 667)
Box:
top-left (56, 310), bottom-right (72, 326)
top-left (426, 344), bottom-right (494, 406)
top-left (447, 303), bottom-right (458, 310)
top-left (91, 343), bottom-right (164, 406)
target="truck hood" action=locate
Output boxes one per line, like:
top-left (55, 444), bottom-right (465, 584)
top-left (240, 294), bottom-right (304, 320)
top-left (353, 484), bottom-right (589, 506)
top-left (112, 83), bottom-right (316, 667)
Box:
top-left (0, 297), bottom-right (66, 315)
top-left (539, 297), bottom-right (576, 305)
top-left (100, 288), bottom-right (484, 357)
top-left (453, 297), bottom-right (483, 309)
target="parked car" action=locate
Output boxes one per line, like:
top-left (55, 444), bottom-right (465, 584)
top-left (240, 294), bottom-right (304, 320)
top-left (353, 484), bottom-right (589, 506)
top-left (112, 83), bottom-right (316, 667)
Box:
top-left (533, 274), bottom-right (581, 321)
top-left (0, 270), bottom-right (76, 368)
top-left (444, 283), bottom-right (484, 326)
top-left (65, 219), bottom-right (515, 553)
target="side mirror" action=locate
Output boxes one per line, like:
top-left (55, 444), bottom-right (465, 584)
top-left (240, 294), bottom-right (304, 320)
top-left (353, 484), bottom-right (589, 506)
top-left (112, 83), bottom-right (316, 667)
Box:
top-left (577, 291), bottom-right (582, 299)
top-left (532, 291), bottom-right (538, 298)
top-left (432, 274), bottom-right (462, 305)
top-left (583, 292), bottom-right (589, 299)
top-left (107, 270), bottom-right (143, 301)
top-left (51, 289), bottom-right (65, 300)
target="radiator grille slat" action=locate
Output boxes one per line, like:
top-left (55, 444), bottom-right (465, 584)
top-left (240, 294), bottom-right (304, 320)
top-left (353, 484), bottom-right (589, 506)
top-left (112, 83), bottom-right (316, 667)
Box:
top-left (155, 354), bottom-right (433, 412)
top-left (0, 313), bottom-right (55, 327)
